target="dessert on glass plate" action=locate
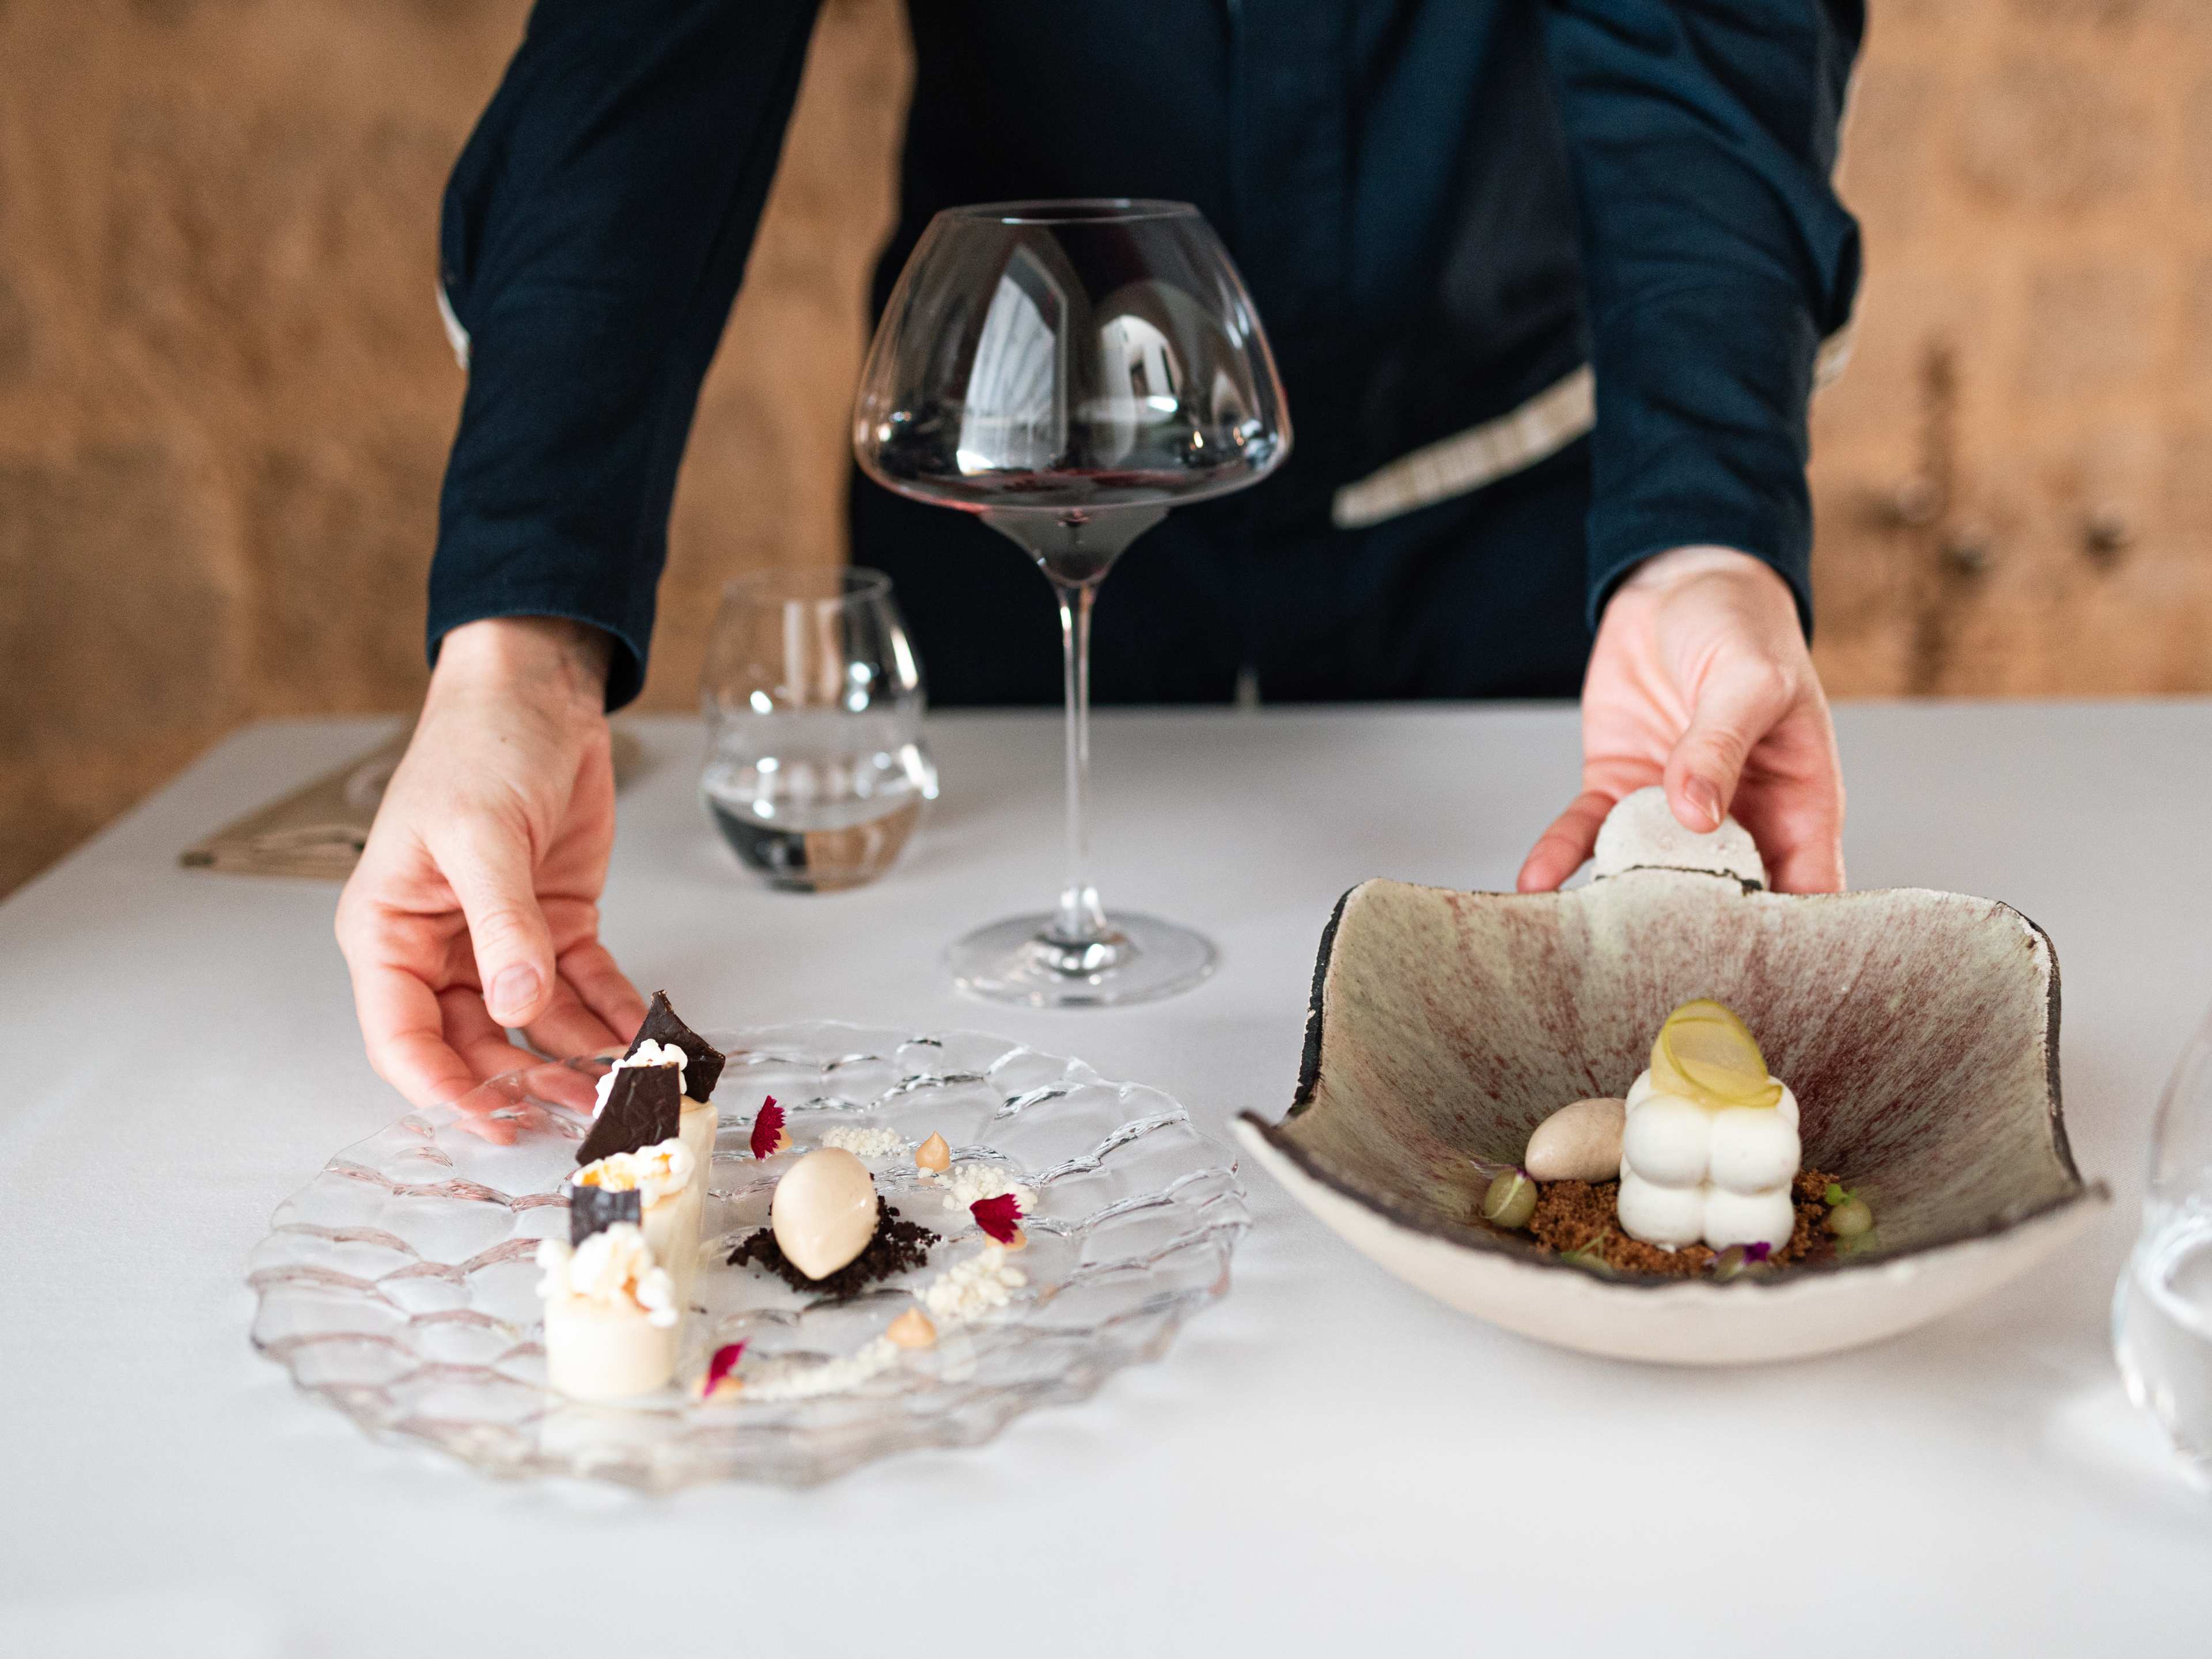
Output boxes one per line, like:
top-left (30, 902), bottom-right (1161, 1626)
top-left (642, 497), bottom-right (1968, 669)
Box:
top-left (248, 1006), bottom-right (1247, 1488)
top-left (1237, 787), bottom-right (2110, 1365)
top-left (596, 992), bottom-right (724, 1197)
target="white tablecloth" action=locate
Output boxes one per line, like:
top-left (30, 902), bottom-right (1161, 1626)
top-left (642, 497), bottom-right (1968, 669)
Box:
top-left (5, 705), bottom-right (2208, 1657)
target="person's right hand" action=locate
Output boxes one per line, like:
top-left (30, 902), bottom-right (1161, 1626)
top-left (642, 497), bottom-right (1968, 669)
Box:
top-left (335, 616), bottom-right (647, 1109)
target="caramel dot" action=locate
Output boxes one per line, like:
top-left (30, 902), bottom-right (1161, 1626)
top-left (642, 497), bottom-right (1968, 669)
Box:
top-left (887, 1308), bottom-right (937, 1349)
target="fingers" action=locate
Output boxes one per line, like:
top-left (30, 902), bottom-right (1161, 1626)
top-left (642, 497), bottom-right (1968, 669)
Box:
top-left (523, 1060), bottom-right (603, 1119)
top-left (1763, 828), bottom-right (1847, 895)
top-left (1734, 704), bottom-right (1849, 895)
top-left (438, 986), bottom-right (541, 1080)
top-left (558, 938), bottom-right (649, 1044)
top-left (1517, 789), bottom-right (1620, 892)
top-left (340, 940), bottom-right (479, 1110)
top-left (1662, 662), bottom-right (1796, 833)
top-left (434, 821), bottom-right (558, 1028)
top-left (520, 973), bottom-right (624, 1062)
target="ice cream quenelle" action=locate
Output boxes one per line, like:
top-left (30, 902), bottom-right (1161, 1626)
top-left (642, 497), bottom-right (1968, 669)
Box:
top-left (572, 1139), bottom-right (702, 1308)
top-left (1616, 1000), bottom-right (1802, 1253)
top-left (536, 1218), bottom-right (681, 1400)
top-left (770, 1147), bottom-right (880, 1280)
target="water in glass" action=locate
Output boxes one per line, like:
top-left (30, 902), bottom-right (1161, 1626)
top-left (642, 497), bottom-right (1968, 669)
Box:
top-left (698, 568), bottom-right (937, 892)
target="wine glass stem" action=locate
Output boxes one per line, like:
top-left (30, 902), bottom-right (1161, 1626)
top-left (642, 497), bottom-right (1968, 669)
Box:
top-left (1051, 577), bottom-right (1109, 945)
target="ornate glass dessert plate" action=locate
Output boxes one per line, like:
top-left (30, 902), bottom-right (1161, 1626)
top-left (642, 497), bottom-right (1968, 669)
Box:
top-left (249, 1022), bottom-right (1248, 1488)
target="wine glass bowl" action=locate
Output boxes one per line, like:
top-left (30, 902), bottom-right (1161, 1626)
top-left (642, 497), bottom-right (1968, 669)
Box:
top-left (854, 200), bottom-right (1289, 1006)
top-left (857, 200), bottom-right (1287, 540)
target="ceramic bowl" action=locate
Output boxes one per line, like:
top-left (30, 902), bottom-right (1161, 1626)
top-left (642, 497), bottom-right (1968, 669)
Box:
top-left (1234, 788), bottom-right (2108, 1365)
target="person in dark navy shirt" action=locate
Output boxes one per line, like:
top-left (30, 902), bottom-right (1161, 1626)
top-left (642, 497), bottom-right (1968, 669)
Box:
top-left (340, 1), bottom-right (1864, 1108)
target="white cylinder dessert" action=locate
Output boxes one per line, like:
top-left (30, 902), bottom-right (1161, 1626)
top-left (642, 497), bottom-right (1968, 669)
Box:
top-left (1616, 999), bottom-right (1802, 1255)
top-left (535, 1222), bottom-right (680, 1400)
top-left (572, 1139), bottom-right (702, 1308)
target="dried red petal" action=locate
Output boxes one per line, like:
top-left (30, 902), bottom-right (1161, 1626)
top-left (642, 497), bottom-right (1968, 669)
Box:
top-left (970, 1192), bottom-right (1024, 1244)
top-left (749, 1097), bottom-right (788, 1160)
top-left (700, 1342), bottom-right (745, 1397)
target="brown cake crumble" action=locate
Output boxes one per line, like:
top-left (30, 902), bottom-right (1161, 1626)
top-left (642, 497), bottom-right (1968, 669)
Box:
top-left (1520, 1169), bottom-right (1841, 1278)
top-left (728, 1196), bottom-right (938, 1298)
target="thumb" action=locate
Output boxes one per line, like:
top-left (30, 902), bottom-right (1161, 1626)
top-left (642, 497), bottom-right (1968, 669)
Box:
top-left (1663, 662), bottom-right (1794, 833)
top-left (435, 820), bottom-right (556, 1028)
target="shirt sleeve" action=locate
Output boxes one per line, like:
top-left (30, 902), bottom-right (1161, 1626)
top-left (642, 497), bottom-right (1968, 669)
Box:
top-left (1541, 0), bottom-right (1863, 635)
top-left (430, 0), bottom-right (824, 709)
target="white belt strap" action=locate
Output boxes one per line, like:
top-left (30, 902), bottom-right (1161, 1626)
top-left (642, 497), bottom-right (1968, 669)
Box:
top-left (1331, 365), bottom-right (1594, 529)
top-left (437, 282), bottom-right (471, 371)
top-left (1329, 324), bottom-right (1854, 531)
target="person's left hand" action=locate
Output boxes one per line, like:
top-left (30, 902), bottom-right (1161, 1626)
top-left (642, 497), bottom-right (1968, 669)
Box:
top-left (1517, 546), bottom-right (1845, 895)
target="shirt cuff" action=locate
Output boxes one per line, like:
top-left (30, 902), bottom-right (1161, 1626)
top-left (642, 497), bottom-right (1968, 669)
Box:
top-left (426, 571), bottom-right (650, 711)
top-left (1588, 531), bottom-right (1814, 644)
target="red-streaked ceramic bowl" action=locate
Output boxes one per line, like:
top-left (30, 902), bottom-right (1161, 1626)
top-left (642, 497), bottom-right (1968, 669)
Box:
top-left (1235, 789), bottom-right (2108, 1365)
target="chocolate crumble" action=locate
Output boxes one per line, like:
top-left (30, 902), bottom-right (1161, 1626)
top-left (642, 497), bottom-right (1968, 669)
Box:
top-left (1519, 1168), bottom-right (1840, 1278)
top-left (728, 1196), bottom-right (938, 1298)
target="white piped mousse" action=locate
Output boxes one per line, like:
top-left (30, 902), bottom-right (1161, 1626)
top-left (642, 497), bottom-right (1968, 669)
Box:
top-left (1615, 1000), bottom-right (1802, 1255)
top-left (1617, 1071), bottom-right (1801, 1251)
top-left (536, 1222), bottom-right (680, 1400)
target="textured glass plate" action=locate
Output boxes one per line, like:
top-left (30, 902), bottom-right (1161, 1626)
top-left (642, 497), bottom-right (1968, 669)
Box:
top-left (248, 1022), bottom-right (1248, 1489)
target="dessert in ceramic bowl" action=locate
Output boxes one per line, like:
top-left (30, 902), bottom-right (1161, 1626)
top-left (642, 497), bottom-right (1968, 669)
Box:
top-left (1234, 787), bottom-right (2109, 1365)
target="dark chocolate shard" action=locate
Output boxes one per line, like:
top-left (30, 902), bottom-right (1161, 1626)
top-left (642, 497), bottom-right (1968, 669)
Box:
top-left (626, 990), bottom-right (726, 1100)
top-left (575, 1062), bottom-right (681, 1166)
top-left (569, 1183), bottom-right (642, 1247)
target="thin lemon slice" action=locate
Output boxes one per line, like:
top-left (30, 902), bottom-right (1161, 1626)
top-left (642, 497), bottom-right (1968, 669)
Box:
top-left (1650, 999), bottom-right (1784, 1109)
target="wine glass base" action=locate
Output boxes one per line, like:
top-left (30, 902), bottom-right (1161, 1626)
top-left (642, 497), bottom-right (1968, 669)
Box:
top-left (947, 912), bottom-right (1217, 1008)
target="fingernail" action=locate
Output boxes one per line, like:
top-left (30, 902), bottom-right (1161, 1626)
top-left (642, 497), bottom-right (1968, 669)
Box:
top-left (490, 965), bottom-right (541, 1024)
top-left (1685, 780), bottom-right (1724, 830)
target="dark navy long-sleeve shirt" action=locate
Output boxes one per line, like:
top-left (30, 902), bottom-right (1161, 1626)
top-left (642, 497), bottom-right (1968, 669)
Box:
top-left (433, 0), bottom-right (1862, 708)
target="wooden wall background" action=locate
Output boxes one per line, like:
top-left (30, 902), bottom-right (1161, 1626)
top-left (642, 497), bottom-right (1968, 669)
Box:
top-left (1, 0), bottom-right (2207, 896)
